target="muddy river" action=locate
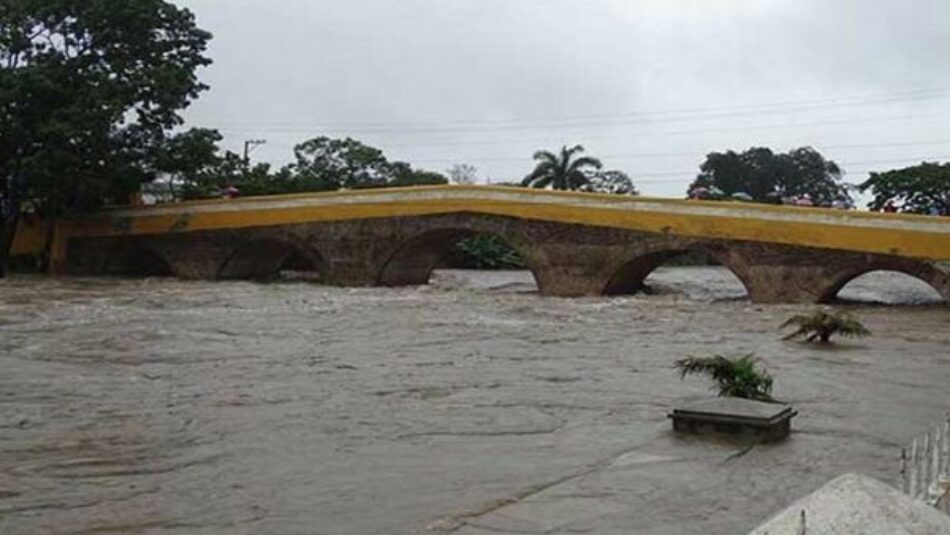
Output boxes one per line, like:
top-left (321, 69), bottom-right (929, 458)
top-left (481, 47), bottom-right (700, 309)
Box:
top-left (1, 268), bottom-right (948, 534)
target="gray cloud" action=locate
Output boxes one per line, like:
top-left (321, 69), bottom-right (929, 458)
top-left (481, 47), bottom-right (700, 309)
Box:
top-left (178, 0), bottom-right (950, 195)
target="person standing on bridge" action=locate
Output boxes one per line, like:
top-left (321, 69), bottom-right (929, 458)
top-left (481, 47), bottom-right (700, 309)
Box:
top-left (795, 194), bottom-right (814, 207)
top-left (222, 184), bottom-right (241, 199)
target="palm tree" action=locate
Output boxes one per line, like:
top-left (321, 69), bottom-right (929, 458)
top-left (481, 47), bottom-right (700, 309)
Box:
top-left (781, 309), bottom-right (871, 344)
top-left (674, 354), bottom-right (774, 402)
top-left (521, 145), bottom-right (602, 191)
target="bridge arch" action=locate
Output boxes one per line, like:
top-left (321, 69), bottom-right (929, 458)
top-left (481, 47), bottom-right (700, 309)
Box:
top-left (218, 238), bottom-right (326, 281)
top-left (376, 227), bottom-right (541, 289)
top-left (819, 260), bottom-right (949, 304)
top-left (103, 241), bottom-right (174, 277)
top-left (602, 247), bottom-right (753, 298)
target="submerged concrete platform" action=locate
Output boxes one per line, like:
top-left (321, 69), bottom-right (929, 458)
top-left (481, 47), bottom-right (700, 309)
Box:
top-left (669, 398), bottom-right (797, 442)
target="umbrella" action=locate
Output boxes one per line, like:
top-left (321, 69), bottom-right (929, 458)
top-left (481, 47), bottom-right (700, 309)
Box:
top-left (731, 192), bottom-right (754, 201)
top-left (688, 187), bottom-right (710, 198)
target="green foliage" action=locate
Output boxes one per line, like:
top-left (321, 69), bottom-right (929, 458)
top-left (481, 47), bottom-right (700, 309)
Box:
top-left (674, 354), bottom-right (774, 402)
top-left (288, 137), bottom-right (390, 191)
top-left (261, 137), bottom-right (449, 194)
top-left (226, 165), bottom-right (297, 197)
top-left (582, 170), bottom-right (639, 195)
top-left (154, 135), bottom-right (451, 200)
top-left (389, 168), bottom-right (449, 187)
top-left (451, 235), bottom-right (524, 269)
top-left (153, 128), bottom-right (228, 198)
top-left (0, 0), bottom-right (212, 215)
top-left (859, 162), bottom-right (950, 215)
top-left (522, 145), bottom-right (603, 191)
top-left (781, 309), bottom-right (871, 344)
top-left (0, 0), bottom-right (212, 271)
top-left (688, 147), bottom-right (851, 206)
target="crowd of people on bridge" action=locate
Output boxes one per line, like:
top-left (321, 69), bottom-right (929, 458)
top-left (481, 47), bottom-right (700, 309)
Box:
top-left (683, 188), bottom-right (948, 215)
top-left (686, 187), bottom-right (856, 210)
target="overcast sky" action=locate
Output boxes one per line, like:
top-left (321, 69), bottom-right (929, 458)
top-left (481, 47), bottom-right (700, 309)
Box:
top-left (176, 0), bottom-right (950, 196)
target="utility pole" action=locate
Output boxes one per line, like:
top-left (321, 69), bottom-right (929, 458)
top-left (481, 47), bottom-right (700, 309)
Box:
top-left (243, 139), bottom-right (267, 165)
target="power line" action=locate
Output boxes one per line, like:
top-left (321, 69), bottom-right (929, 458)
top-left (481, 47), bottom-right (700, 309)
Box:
top-left (212, 108), bottom-right (950, 151)
top-left (401, 139), bottom-right (950, 164)
top-left (211, 103), bottom-right (950, 135)
top-left (205, 87), bottom-right (950, 132)
top-left (234, 132), bottom-right (950, 173)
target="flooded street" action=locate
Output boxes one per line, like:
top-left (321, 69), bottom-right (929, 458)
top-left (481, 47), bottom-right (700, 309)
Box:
top-left (1, 268), bottom-right (948, 534)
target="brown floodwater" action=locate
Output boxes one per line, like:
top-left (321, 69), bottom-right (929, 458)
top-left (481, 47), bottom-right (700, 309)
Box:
top-left (0, 268), bottom-right (948, 534)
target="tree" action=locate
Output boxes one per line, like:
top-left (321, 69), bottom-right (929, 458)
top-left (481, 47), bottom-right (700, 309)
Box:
top-left (781, 309), bottom-right (871, 344)
top-left (274, 137), bottom-right (456, 192)
top-left (152, 134), bottom-right (448, 199)
top-left (583, 170), bottom-right (639, 195)
top-left (389, 168), bottom-right (449, 187)
top-left (153, 128), bottom-right (226, 199)
top-left (227, 162), bottom-right (290, 197)
top-left (859, 162), bottom-right (950, 215)
top-left (675, 354), bottom-right (774, 402)
top-left (447, 163), bottom-right (478, 185)
top-left (286, 137), bottom-right (391, 191)
top-left (521, 145), bottom-right (602, 191)
top-left (688, 147), bottom-right (851, 205)
top-left (0, 0), bottom-right (212, 271)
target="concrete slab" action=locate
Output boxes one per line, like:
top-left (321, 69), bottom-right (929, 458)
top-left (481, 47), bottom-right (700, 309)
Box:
top-left (670, 398), bottom-right (797, 442)
top-left (748, 473), bottom-right (950, 534)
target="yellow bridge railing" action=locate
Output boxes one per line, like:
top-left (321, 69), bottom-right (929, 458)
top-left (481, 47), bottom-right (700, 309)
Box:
top-left (12, 185), bottom-right (950, 262)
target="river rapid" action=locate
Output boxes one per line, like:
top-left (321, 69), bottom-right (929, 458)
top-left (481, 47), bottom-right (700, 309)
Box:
top-left (1, 268), bottom-right (948, 534)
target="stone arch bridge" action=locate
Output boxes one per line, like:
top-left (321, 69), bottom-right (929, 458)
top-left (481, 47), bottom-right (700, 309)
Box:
top-left (12, 186), bottom-right (950, 303)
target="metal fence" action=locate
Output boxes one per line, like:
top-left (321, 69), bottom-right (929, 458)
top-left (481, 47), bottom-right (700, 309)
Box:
top-left (901, 419), bottom-right (950, 513)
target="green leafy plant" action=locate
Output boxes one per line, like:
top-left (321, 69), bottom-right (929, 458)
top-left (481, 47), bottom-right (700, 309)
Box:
top-left (521, 145), bottom-right (602, 191)
top-left (859, 162), bottom-right (949, 215)
top-left (1, 0), bottom-right (214, 270)
top-left (451, 235), bottom-right (524, 270)
top-left (686, 146), bottom-right (851, 206)
top-left (674, 354), bottom-right (774, 402)
top-left (781, 309), bottom-right (871, 344)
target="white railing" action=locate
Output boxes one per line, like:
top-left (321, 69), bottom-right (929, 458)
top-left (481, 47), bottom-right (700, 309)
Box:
top-left (901, 419), bottom-right (950, 512)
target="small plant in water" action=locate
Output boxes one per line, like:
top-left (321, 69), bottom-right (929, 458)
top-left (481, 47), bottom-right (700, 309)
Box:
top-left (674, 354), bottom-right (774, 402)
top-left (780, 309), bottom-right (871, 344)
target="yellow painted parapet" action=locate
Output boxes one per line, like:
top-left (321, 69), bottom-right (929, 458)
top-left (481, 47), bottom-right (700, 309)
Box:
top-left (17, 185), bottom-right (950, 262)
